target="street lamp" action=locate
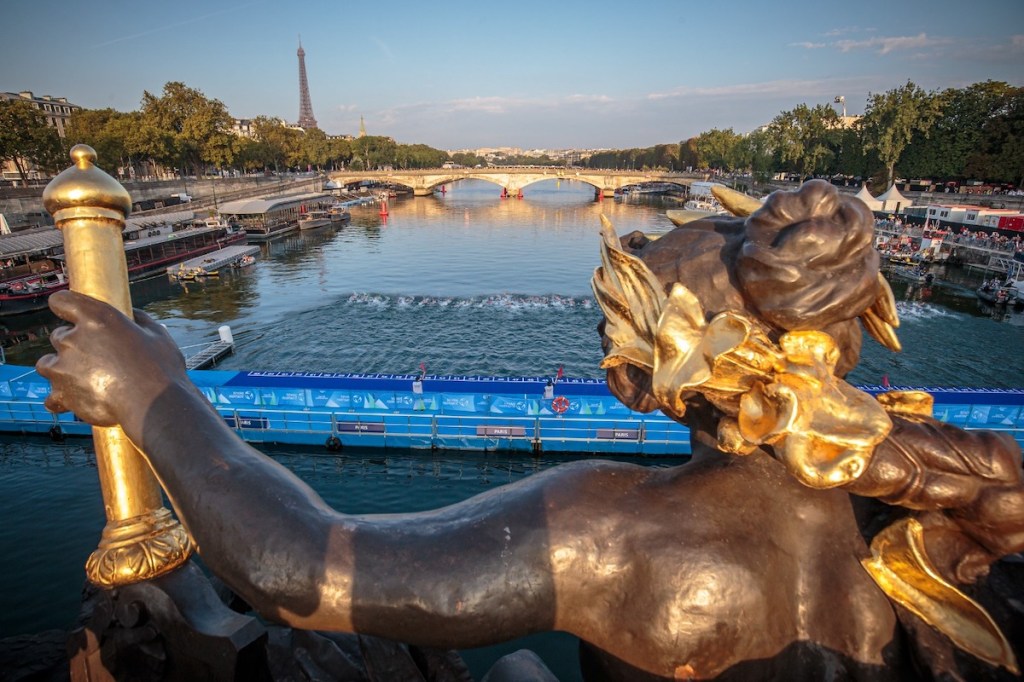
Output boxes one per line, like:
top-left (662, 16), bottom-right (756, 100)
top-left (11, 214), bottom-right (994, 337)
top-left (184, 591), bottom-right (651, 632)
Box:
top-left (834, 95), bottom-right (846, 118)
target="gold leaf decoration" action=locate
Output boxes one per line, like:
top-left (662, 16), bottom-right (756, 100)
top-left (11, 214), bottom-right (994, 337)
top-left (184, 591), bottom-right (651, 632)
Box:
top-left (862, 518), bottom-right (1019, 674)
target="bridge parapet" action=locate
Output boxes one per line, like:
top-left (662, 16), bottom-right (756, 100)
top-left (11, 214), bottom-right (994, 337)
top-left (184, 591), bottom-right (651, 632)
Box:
top-left (327, 168), bottom-right (697, 198)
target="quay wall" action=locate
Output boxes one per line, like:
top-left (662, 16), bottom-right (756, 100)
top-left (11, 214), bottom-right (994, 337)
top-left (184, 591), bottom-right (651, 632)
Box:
top-left (0, 175), bottom-right (325, 227)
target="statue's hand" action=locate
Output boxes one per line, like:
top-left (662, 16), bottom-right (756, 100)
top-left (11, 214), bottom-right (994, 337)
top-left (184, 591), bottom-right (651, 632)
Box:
top-left (36, 290), bottom-right (186, 430)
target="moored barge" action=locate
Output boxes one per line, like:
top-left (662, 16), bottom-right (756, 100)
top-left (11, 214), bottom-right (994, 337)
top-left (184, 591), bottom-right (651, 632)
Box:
top-left (1, 365), bottom-right (1020, 457)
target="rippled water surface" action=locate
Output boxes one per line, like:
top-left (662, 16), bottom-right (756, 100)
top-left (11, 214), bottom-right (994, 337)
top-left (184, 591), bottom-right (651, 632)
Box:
top-left (1, 180), bottom-right (1021, 679)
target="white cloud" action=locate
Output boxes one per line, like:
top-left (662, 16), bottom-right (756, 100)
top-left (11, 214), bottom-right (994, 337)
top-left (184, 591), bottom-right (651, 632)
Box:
top-left (823, 26), bottom-right (861, 37)
top-left (789, 32), bottom-right (954, 56)
top-left (835, 33), bottom-right (948, 54)
top-left (646, 77), bottom-right (875, 102)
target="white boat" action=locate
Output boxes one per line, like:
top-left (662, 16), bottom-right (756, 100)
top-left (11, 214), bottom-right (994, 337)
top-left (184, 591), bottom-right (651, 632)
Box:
top-left (298, 210), bottom-right (332, 230)
top-left (888, 265), bottom-right (934, 285)
top-left (682, 197), bottom-right (725, 213)
top-left (327, 205), bottom-right (351, 223)
top-left (683, 181), bottom-right (727, 213)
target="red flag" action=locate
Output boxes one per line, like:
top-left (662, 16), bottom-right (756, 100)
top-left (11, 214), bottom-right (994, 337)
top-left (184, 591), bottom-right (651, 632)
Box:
top-left (882, 374), bottom-right (890, 388)
top-left (419, 362), bottom-right (426, 378)
top-left (556, 366), bottom-right (564, 380)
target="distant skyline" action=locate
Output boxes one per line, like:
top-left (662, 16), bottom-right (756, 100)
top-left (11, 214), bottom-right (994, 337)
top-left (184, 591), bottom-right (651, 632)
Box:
top-left (2, 0), bottom-right (1021, 150)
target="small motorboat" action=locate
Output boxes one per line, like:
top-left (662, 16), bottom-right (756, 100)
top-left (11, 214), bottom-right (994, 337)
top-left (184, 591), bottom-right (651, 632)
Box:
top-left (298, 210), bottom-right (332, 231)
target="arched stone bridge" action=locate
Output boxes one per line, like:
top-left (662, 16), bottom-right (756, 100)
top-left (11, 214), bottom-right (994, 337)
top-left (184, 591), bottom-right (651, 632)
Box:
top-left (327, 168), bottom-right (699, 197)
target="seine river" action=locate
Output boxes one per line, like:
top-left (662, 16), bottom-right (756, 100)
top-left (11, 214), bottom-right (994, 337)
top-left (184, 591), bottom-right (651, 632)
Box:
top-left (1, 179), bottom-right (1021, 679)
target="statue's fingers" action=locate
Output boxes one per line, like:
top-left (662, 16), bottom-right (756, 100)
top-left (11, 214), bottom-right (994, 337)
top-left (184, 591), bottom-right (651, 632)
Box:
top-left (49, 290), bottom-right (128, 331)
top-left (46, 324), bottom-right (75, 352)
top-left (47, 289), bottom-right (93, 324)
top-left (42, 390), bottom-right (68, 415)
top-left (35, 351), bottom-right (58, 379)
top-left (132, 308), bottom-right (175, 343)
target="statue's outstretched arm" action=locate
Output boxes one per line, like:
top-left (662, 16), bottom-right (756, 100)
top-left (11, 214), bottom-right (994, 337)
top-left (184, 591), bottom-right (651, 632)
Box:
top-left (35, 290), bottom-right (567, 646)
top-left (847, 413), bottom-right (1024, 582)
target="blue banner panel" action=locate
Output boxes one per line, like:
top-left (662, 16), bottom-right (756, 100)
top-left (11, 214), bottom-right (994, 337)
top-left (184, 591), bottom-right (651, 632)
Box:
top-left (412, 395), bottom-right (441, 412)
top-left (967, 405), bottom-right (992, 427)
top-left (350, 392), bottom-right (397, 412)
top-left (10, 380), bottom-right (50, 400)
top-left (969, 404), bottom-right (1020, 427)
top-left (489, 396), bottom-right (531, 415)
top-left (391, 393), bottom-right (419, 411)
top-left (216, 387), bottom-right (260, 406)
top-left (259, 388), bottom-right (308, 407)
top-left (932, 404), bottom-right (970, 426)
top-left (576, 397), bottom-right (633, 416)
top-left (309, 389), bottom-right (351, 409)
top-left (441, 393), bottom-right (485, 413)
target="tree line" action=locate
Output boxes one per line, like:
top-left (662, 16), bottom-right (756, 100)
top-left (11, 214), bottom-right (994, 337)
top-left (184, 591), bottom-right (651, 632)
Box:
top-left (584, 81), bottom-right (1023, 191)
top-left (2, 80), bottom-right (1021, 189)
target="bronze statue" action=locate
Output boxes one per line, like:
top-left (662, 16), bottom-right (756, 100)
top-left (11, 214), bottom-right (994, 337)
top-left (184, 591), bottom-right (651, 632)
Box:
top-left (37, 178), bottom-right (1023, 680)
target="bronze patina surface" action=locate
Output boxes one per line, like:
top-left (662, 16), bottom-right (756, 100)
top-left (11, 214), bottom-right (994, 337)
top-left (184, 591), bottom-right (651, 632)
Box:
top-left (36, 166), bottom-right (1024, 680)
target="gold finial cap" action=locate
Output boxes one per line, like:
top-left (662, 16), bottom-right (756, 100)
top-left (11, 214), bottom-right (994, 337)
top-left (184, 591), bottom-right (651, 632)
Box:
top-left (43, 144), bottom-right (132, 226)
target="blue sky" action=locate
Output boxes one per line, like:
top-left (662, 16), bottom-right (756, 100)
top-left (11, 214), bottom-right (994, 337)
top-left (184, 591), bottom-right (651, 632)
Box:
top-left (2, 0), bottom-right (1021, 150)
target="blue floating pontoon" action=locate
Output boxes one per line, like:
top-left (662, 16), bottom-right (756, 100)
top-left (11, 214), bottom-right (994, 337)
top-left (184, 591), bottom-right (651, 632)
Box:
top-left (0, 364), bottom-right (1021, 456)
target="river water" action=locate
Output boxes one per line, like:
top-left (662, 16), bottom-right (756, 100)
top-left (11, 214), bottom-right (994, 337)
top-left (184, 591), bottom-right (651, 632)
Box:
top-left (1, 180), bottom-right (1022, 679)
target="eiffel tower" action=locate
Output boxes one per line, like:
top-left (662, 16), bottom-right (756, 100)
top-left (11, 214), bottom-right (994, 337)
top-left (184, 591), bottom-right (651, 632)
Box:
top-left (296, 38), bottom-right (317, 130)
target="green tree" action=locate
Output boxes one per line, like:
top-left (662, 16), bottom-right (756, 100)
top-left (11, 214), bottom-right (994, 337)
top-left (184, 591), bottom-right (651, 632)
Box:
top-left (827, 126), bottom-right (871, 181)
top-left (898, 82), bottom-right (1014, 182)
top-left (301, 128), bottom-right (332, 171)
top-left (140, 82), bottom-right (235, 175)
top-left (678, 138), bottom-right (699, 171)
top-left (766, 104), bottom-right (839, 179)
top-left (351, 136), bottom-right (398, 170)
top-left (965, 86), bottom-right (1024, 187)
top-left (327, 138), bottom-right (352, 170)
top-left (451, 152), bottom-right (485, 167)
top-left (694, 128), bottom-right (742, 172)
top-left (251, 117), bottom-right (303, 171)
top-left (733, 129), bottom-right (775, 185)
top-left (400, 143), bottom-right (448, 169)
top-left (66, 108), bottom-right (149, 179)
top-left (0, 99), bottom-right (64, 181)
top-left (860, 81), bottom-right (941, 187)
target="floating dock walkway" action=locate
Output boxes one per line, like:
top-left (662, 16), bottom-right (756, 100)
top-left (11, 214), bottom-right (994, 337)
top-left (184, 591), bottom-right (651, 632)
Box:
top-left (167, 245), bottom-right (260, 278)
top-left (0, 363), bottom-right (1021, 456)
top-left (183, 326), bottom-right (236, 370)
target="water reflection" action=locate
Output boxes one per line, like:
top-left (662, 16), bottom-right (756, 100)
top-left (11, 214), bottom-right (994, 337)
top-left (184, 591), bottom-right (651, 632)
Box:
top-left (0, 181), bottom-right (1019, 389)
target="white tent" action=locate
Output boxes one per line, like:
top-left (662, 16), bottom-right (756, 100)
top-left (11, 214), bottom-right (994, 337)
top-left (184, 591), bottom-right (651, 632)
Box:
top-left (854, 185), bottom-right (882, 211)
top-left (875, 184), bottom-right (912, 212)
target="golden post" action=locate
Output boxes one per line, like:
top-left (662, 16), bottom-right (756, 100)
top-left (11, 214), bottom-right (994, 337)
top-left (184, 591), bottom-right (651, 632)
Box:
top-left (43, 145), bottom-right (192, 587)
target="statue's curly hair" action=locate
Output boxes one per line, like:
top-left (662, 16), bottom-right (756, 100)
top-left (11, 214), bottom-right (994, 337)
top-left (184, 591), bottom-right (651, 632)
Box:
top-left (602, 180), bottom-right (885, 416)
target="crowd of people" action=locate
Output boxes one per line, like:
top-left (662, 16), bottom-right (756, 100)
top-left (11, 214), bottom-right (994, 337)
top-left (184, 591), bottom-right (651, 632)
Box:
top-left (873, 218), bottom-right (1024, 256)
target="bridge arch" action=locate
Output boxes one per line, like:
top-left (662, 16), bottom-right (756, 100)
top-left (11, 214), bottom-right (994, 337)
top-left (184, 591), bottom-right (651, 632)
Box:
top-left (327, 168), bottom-right (697, 198)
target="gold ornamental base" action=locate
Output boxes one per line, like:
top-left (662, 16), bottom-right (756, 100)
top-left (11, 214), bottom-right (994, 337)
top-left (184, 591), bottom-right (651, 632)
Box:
top-left (85, 508), bottom-right (194, 588)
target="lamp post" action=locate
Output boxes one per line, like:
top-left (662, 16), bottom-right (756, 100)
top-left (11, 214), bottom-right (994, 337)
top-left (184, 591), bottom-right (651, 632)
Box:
top-left (834, 95), bottom-right (846, 118)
